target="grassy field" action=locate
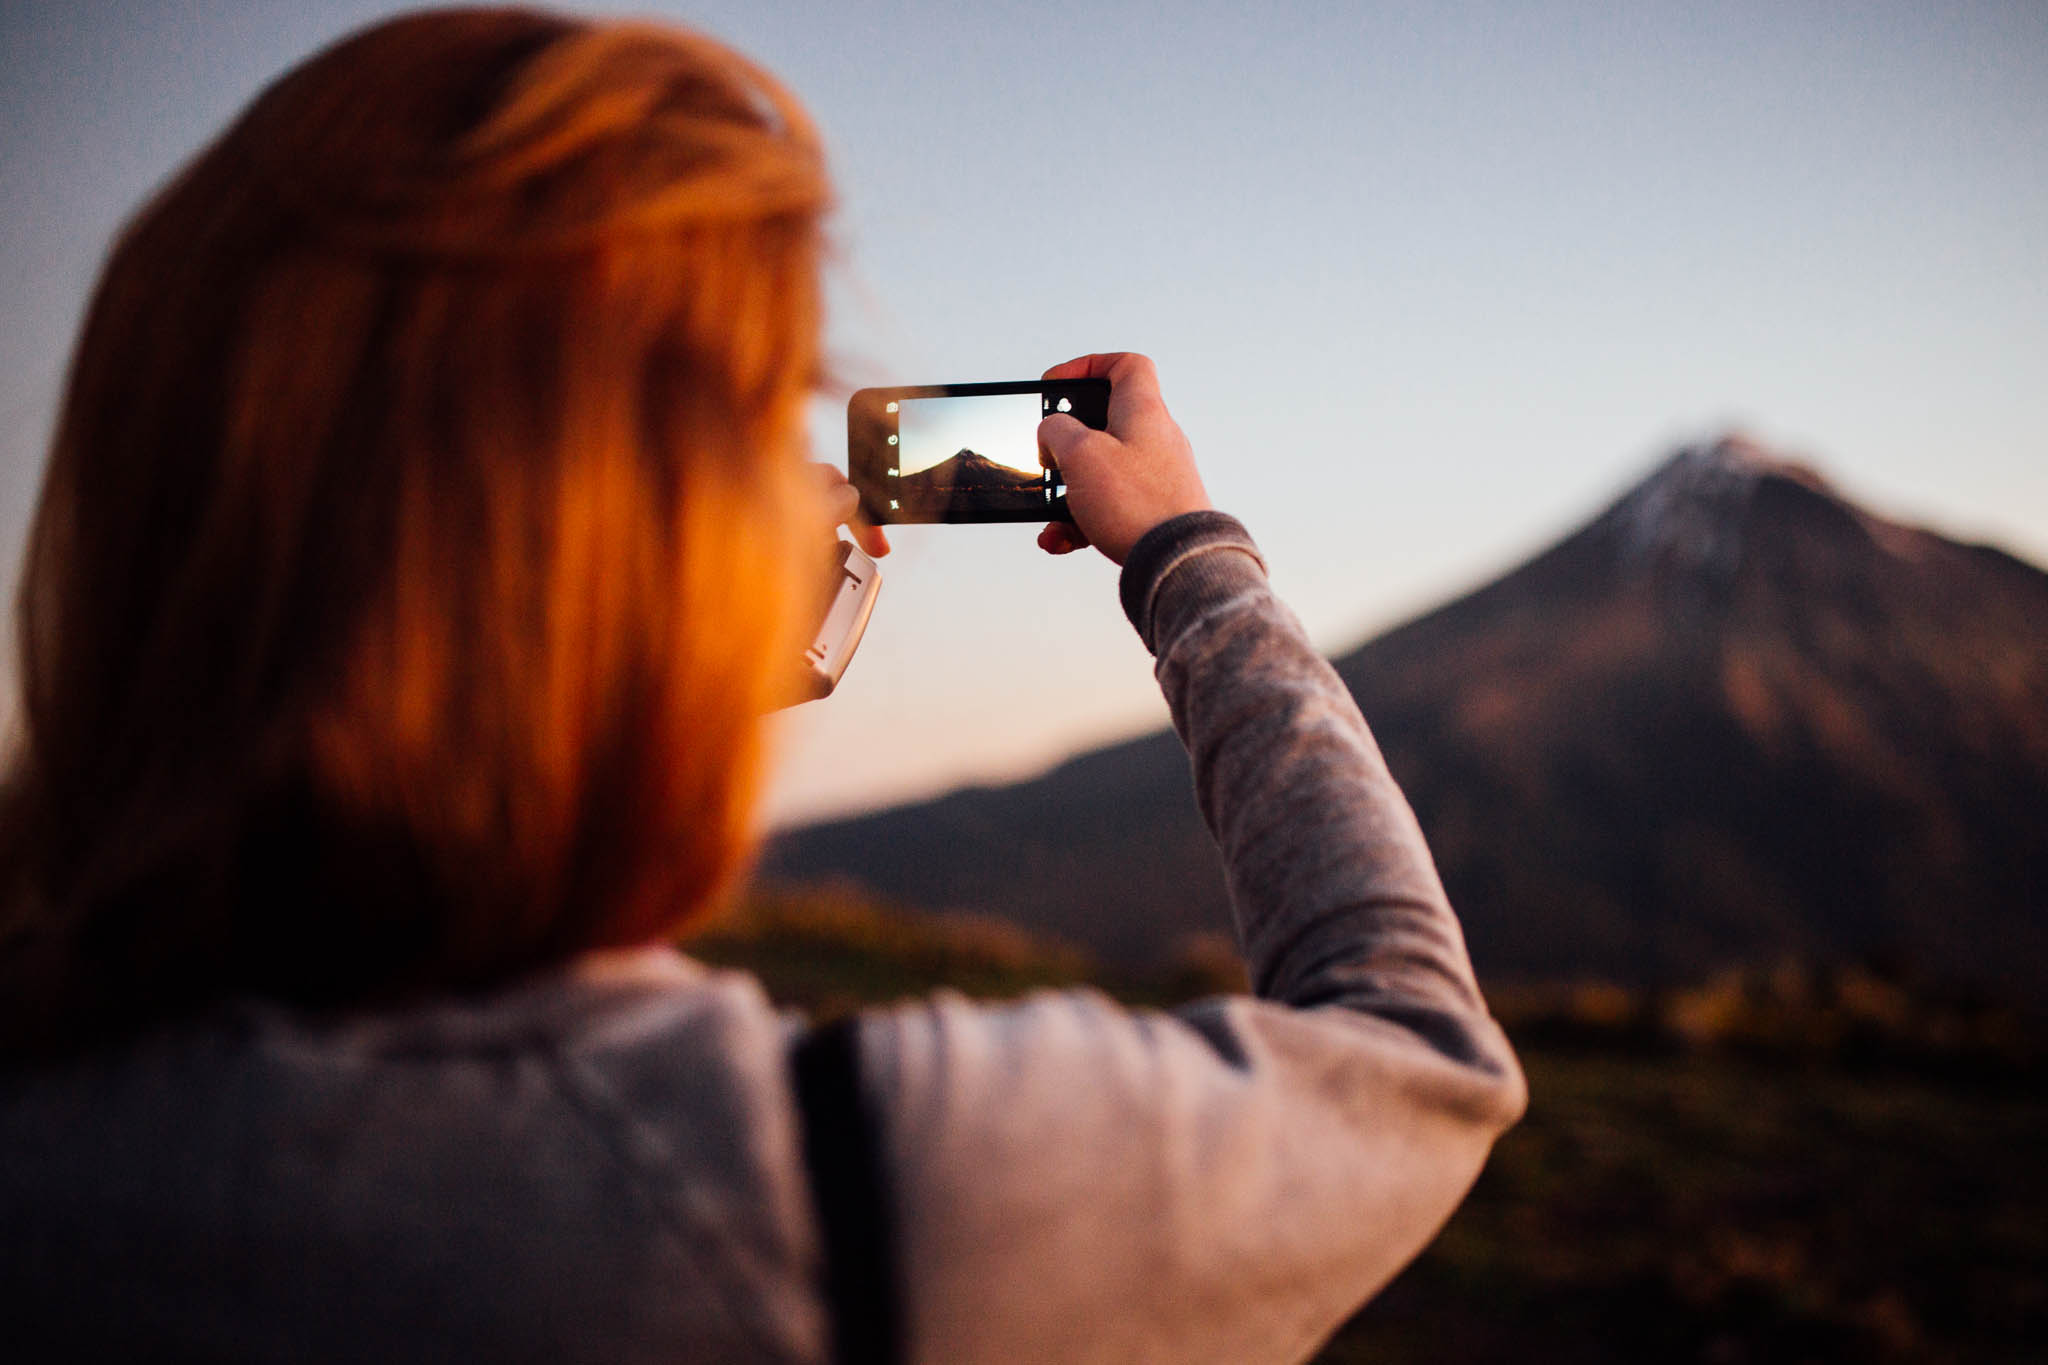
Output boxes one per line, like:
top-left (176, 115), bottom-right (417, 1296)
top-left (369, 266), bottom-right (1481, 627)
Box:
top-left (698, 883), bottom-right (2046, 1362)
top-left (1324, 1048), bottom-right (2044, 1363)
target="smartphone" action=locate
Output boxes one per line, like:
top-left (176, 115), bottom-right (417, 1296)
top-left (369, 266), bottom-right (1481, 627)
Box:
top-left (847, 379), bottom-right (1111, 524)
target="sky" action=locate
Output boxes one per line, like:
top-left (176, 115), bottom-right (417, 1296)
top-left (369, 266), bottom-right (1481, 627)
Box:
top-left (2, 0), bottom-right (2044, 826)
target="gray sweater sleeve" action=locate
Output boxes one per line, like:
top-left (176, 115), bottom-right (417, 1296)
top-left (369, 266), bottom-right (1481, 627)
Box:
top-left (857, 513), bottom-right (1527, 1365)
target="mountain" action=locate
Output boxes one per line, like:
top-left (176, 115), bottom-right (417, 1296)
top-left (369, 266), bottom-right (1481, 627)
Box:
top-left (901, 449), bottom-right (1046, 492)
top-left (764, 438), bottom-right (2048, 998)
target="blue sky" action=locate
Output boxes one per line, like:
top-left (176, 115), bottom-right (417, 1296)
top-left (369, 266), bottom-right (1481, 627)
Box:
top-left (3, 1), bottom-right (2044, 823)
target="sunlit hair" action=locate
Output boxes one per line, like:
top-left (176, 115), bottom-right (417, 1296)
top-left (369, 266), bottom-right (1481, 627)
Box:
top-left (0, 8), bottom-right (830, 1050)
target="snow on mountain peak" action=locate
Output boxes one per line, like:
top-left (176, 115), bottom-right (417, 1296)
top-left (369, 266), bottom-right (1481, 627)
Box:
top-left (1604, 435), bottom-right (1832, 585)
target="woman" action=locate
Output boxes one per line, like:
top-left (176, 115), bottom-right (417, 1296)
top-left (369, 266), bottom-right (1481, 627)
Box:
top-left (0, 9), bottom-right (1523, 1363)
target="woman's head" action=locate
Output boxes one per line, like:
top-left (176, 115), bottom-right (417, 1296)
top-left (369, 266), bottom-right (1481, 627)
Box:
top-left (1, 8), bottom-right (832, 1040)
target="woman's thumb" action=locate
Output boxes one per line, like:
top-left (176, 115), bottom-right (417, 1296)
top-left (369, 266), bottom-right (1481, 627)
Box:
top-left (1037, 412), bottom-right (1091, 470)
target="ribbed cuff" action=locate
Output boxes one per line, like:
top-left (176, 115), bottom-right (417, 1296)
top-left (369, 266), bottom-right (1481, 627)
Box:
top-left (1118, 511), bottom-right (1268, 655)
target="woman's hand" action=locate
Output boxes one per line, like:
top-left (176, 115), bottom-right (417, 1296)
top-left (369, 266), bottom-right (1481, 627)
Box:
top-left (810, 463), bottom-right (891, 559)
top-left (1035, 352), bottom-right (1210, 565)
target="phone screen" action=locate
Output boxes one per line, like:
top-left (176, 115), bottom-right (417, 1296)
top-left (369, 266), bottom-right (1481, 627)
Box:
top-left (892, 393), bottom-right (1056, 514)
top-left (848, 379), bottom-right (1108, 523)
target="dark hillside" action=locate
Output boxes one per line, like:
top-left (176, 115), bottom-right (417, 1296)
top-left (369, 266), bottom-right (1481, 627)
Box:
top-left (766, 438), bottom-right (2048, 998)
top-left (1343, 440), bottom-right (2048, 991)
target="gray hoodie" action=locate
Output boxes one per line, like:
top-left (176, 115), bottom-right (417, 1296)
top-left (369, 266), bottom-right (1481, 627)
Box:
top-left (0, 511), bottom-right (1525, 1363)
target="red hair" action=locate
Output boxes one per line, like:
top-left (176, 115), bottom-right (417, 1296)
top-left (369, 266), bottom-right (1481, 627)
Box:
top-left (0, 9), bottom-right (831, 1049)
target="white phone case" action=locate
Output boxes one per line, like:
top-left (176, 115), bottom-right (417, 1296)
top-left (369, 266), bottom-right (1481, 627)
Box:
top-left (798, 540), bottom-right (881, 702)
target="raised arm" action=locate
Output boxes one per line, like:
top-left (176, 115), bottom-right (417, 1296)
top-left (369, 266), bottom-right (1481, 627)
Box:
top-left (839, 355), bottom-right (1525, 1365)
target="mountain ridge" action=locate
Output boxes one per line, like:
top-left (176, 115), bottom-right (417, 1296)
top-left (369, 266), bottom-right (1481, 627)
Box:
top-left (901, 448), bottom-right (1045, 491)
top-left (765, 438), bottom-right (2048, 998)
